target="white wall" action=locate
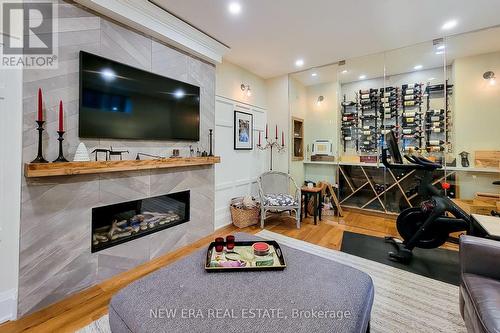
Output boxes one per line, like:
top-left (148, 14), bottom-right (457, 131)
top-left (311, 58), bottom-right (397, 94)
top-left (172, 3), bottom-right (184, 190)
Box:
top-left (264, 75), bottom-right (289, 173)
top-left (453, 51), bottom-right (500, 156)
top-left (214, 62), bottom-right (268, 229)
top-left (216, 60), bottom-right (267, 109)
top-left (452, 51), bottom-right (500, 198)
top-left (0, 67), bottom-right (22, 322)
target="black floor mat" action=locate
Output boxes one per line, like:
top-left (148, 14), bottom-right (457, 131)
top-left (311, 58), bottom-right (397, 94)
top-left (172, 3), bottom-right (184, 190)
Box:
top-left (340, 231), bottom-right (460, 285)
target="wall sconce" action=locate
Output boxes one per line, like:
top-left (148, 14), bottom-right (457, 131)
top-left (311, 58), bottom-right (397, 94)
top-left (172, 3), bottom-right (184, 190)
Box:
top-left (316, 95), bottom-right (324, 106)
top-left (241, 84), bottom-right (252, 96)
top-left (483, 71), bottom-right (496, 85)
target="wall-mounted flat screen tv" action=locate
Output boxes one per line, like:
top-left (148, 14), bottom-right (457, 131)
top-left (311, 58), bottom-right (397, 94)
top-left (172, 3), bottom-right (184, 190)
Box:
top-left (79, 51), bottom-right (200, 141)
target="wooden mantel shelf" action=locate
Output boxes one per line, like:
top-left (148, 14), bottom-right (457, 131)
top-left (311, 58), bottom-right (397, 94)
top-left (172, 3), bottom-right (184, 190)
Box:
top-left (24, 156), bottom-right (221, 178)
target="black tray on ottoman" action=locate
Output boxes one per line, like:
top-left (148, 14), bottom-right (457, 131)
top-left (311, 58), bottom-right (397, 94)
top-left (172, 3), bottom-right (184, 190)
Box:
top-left (205, 240), bottom-right (286, 272)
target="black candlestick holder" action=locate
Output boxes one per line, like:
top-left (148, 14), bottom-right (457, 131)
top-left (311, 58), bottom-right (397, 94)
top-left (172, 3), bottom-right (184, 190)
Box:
top-left (208, 129), bottom-right (214, 157)
top-left (31, 120), bottom-right (48, 163)
top-left (53, 131), bottom-right (68, 162)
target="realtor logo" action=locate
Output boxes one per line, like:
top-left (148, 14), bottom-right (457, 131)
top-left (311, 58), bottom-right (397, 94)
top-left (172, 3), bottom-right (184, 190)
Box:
top-left (1, 0), bottom-right (58, 68)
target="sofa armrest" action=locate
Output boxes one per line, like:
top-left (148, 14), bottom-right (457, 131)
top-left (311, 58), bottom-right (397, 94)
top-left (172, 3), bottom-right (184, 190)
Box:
top-left (460, 235), bottom-right (500, 281)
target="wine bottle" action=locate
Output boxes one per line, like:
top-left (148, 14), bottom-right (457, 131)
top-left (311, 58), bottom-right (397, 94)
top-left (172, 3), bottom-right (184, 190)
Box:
top-left (404, 146), bottom-right (420, 152)
top-left (361, 130), bottom-right (374, 135)
top-left (426, 109), bottom-right (444, 115)
top-left (361, 94), bottom-right (370, 99)
top-left (425, 121), bottom-right (444, 128)
top-left (342, 101), bottom-right (356, 107)
top-left (405, 88), bottom-right (414, 95)
top-left (362, 125), bottom-right (375, 130)
top-left (426, 146), bottom-right (445, 152)
top-left (404, 100), bottom-right (416, 106)
top-left (404, 95), bottom-right (416, 101)
top-left (427, 140), bottom-right (445, 146)
top-left (344, 136), bottom-right (353, 141)
top-left (402, 134), bottom-right (422, 140)
top-left (426, 127), bottom-right (443, 133)
top-left (380, 129), bottom-right (393, 135)
top-left (401, 117), bottom-right (420, 123)
top-left (402, 128), bottom-right (422, 135)
top-left (402, 111), bottom-right (421, 117)
top-left (428, 115), bottom-right (447, 122)
top-left (342, 116), bottom-right (355, 121)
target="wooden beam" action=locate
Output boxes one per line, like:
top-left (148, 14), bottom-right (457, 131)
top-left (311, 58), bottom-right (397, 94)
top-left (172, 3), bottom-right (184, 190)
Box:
top-left (24, 156), bottom-right (221, 178)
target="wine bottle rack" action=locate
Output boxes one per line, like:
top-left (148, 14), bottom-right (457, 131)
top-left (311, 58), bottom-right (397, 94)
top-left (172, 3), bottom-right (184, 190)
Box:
top-left (340, 82), bottom-right (453, 158)
top-left (341, 95), bottom-right (359, 152)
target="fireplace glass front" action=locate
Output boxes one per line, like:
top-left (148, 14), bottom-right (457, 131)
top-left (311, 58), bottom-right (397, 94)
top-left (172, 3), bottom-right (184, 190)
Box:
top-left (91, 190), bottom-right (190, 252)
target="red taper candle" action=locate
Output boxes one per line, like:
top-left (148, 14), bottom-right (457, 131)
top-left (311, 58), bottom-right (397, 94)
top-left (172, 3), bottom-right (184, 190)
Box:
top-left (58, 100), bottom-right (64, 132)
top-left (258, 131), bottom-right (261, 146)
top-left (275, 125), bottom-right (278, 139)
top-left (37, 88), bottom-right (43, 121)
top-left (265, 124), bottom-right (268, 139)
top-left (282, 131), bottom-right (284, 146)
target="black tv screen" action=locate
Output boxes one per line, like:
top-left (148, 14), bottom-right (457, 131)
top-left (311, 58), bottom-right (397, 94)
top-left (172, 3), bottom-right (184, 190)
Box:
top-left (79, 51), bottom-right (200, 141)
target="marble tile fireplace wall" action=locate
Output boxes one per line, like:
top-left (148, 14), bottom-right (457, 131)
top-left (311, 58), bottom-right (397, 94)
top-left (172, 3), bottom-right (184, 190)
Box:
top-left (18, 1), bottom-right (215, 316)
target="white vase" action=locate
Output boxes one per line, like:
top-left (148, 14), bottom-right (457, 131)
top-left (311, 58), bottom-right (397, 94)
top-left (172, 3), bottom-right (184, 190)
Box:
top-left (73, 142), bottom-right (91, 162)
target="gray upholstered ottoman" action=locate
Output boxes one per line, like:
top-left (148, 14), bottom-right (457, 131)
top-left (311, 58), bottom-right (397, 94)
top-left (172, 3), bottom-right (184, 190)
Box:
top-left (109, 233), bottom-right (374, 333)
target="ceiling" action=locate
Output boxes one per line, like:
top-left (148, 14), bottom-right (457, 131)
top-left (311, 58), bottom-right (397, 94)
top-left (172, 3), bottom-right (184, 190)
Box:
top-left (152, 0), bottom-right (500, 79)
top-left (291, 25), bottom-right (500, 86)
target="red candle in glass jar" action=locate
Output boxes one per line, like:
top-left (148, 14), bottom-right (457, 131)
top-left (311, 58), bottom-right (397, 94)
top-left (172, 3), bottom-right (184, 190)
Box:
top-left (226, 235), bottom-right (235, 250)
top-left (215, 237), bottom-right (224, 252)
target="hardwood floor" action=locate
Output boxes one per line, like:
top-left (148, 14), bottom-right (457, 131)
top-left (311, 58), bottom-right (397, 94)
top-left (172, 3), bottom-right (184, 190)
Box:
top-left (0, 210), bottom-right (455, 333)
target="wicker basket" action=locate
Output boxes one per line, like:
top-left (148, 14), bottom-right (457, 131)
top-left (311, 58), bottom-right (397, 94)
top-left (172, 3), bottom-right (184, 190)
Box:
top-left (230, 197), bottom-right (260, 228)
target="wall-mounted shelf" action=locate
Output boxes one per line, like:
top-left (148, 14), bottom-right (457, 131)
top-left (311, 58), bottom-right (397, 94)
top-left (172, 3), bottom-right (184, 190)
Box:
top-left (24, 156), bottom-right (221, 178)
top-left (292, 117), bottom-right (304, 161)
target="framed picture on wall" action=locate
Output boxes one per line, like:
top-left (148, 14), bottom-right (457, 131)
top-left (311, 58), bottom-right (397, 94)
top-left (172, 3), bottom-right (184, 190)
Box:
top-left (234, 111), bottom-right (253, 150)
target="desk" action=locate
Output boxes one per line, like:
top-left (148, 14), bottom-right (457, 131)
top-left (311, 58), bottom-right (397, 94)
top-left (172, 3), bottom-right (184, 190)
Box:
top-left (301, 186), bottom-right (323, 224)
top-left (471, 214), bottom-right (500, 241)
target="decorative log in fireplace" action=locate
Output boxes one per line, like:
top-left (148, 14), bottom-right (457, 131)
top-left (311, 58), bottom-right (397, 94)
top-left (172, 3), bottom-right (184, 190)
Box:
top-left (91, 191), bottom-right (190, 252)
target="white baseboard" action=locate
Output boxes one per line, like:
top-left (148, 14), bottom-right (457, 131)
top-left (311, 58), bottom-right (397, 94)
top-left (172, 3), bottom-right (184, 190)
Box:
top-left (0, 289), bottom-right (17, 324)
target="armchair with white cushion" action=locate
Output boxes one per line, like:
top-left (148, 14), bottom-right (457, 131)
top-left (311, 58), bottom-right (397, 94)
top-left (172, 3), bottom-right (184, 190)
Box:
top-left (257, 171), bottom-right (301, 229)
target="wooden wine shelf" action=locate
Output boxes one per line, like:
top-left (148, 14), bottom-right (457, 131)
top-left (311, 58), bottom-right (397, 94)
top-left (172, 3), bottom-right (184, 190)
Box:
top-left (24, 156), bottom-right (221, 178)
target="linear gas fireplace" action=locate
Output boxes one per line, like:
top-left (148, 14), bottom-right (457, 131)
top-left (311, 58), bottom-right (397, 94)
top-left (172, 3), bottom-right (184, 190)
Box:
top-left (91, 191), bottom-right (190, 252)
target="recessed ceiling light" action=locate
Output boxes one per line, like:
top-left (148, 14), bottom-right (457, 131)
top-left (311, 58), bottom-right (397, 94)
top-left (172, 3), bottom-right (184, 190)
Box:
top-left (414, 65), bottom-right (423, 70)
top-left (442, 19), bottom-right (457, 30)
top-left (435, 51), bottom-right (444, 55)
top-left (359, 75), bottom-right (366, 80)
top-left (437, 45), bottom-right (445, 50)
top-left (311, 72), bottom-right (317, 77)
top-left (295, 59), bottom-right (304, 67)
top-left (228, 2), bottom-right (242, 15)
top-left (342, 70), bottom-right (348, 74)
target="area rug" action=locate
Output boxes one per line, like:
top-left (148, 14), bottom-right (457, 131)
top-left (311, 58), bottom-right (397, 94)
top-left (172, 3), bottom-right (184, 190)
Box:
top-left (78, 230), bottom-right (465, 333)
top-left (340, 231), bottom-right (460, 285)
